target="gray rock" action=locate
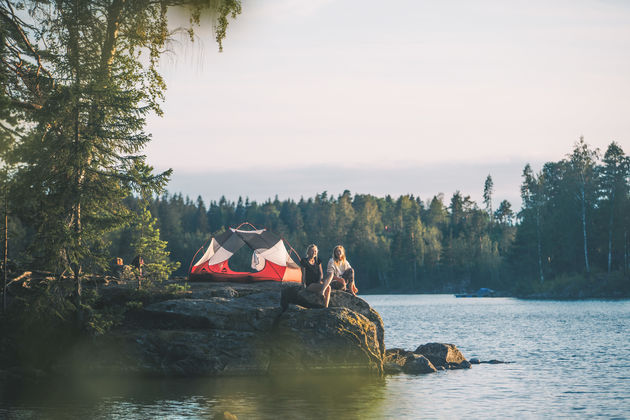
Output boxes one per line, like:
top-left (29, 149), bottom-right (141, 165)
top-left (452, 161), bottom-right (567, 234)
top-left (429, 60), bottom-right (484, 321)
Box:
top-left (269, 305), bottom-right (383, 374)
top-left (330, 291), bottom-right (385, 358)
top-left (470, 358), bottom-right (481, 364)
top-left (415, 343), bottom-right (470, 369)
top-left (385, 348), bottom-right (414, 364)
top-left (296, 287), bottom-right (327, 308)
top-left (384, 348), bottom-right (438, 375)
top-left (56, 329), bottom-right (271, 377)
top-left (383, 362), bottom-right (404, 374)
top-left (61, 282), bottom-right (386, 377)
top-left (143, 291), bottom-right (283, 332)
top-left (403, 354), bottom-right (437, 374)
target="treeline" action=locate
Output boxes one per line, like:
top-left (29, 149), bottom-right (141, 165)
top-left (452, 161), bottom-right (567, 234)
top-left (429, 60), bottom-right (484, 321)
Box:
top-left (114, 138), bottom-right (630, 293)
top-left (144, 139), bottom-right (630, 292)
top-left (118, 188), bottom-right (512, 292)
top-left (3, 139), bottom-right (630, 294)
top-left (511, 139), bottom-right (630, 291)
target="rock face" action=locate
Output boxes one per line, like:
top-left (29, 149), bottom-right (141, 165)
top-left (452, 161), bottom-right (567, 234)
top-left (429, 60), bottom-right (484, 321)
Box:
top-left (270, 304), bottom-right (382, 373)
top-left (60, 282), bottom-right (385, 377)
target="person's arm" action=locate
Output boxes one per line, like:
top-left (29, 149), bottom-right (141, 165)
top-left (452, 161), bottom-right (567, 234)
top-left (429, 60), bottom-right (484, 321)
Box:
top-left (318, 262), bottom-right (323, 282)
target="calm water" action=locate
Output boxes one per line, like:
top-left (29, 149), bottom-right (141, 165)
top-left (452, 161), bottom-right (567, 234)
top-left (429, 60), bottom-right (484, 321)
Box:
top-left (1, 295), bottom-right (629, 419)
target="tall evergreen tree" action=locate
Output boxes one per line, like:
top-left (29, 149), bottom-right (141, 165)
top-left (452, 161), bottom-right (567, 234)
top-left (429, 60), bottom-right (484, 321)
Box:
top-left (483, 174), bottom-right (494, 216)
top-left (520, 164), bottom-right (545, 283)
top-left (1, 1), bottom-right (240, 310)
top-left (599, 142), bottom-right (630, 274)
top-left (567, 137), bottom-right (599, 274)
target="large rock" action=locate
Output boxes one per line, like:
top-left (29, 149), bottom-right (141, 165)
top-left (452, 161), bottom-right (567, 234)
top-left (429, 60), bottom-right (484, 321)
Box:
top-left (60, 282), bottom-right (386, 377)
top-left (269, 304), bottom-right (383, 374)
top-left (295, 288), bottom-right (327, 308)
top-left (57, 329), bottom-right (270, 377)
top-left (280, 287), bottom-right (386, 359)
top-left (414, 343), bottom-right (471, 369)
top-left (329, 291), bottom-right (385, 358)
top-left (143, 291), bottom-right (283, 332)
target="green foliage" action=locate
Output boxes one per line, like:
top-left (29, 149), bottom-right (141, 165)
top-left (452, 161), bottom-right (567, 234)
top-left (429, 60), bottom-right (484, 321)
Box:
top-left (0, 1), bottom-right (241, 302)
top-left (125, 300), bottom-right (144, 310)
top-left (131, 205), bottom-right (180, 285)
top-left (163, 282), bottom-right (190, 294)
top-left (83, 303), bottom-right (126, 336)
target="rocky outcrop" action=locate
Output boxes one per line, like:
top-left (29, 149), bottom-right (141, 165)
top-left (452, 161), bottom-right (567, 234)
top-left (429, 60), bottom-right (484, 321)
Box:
top-left (383, 343), bottom-right (474, 375)
top-left (58, 282), bottom-right (385, 377)
top-left (269, 304), bottom-right (382, 374)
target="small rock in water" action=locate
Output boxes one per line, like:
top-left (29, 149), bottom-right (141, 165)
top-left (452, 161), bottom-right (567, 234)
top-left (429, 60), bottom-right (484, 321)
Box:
top-left (403, 354), bottom-right (437, 374)
top-left (470, 358), bottom-right (481, 364)
top-left (415, 343), bottom-right (470, 369)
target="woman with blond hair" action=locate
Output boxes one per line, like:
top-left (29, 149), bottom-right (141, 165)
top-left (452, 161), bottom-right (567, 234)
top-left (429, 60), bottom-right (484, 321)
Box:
top-left (323, 245), bottom-right (358, 296)
top-left (300, 244), bottom-right (330, 307)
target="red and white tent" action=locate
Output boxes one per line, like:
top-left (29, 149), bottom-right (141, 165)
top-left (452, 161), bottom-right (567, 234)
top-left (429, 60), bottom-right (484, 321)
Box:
top-left (189, 225), bottom-right (301, 283)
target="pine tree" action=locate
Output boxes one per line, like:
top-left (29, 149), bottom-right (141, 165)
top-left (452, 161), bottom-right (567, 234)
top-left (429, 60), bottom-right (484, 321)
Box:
top-left (131, 205), bottom-right (180, 287)
top-left (1, 1), bottom-right (240, 311)
top-left (483, 174), bottom-right (494, 216)
top-left (567, 137), bottom-right (599, 274)
top-left (599, 142), bottom-right (630, 274)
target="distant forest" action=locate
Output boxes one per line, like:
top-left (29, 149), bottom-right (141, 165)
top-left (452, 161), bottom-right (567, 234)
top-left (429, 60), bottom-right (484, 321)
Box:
top-left (3, 138), bottom-right (629, 293)
top-left (108, 139), bottom-right (629, 292)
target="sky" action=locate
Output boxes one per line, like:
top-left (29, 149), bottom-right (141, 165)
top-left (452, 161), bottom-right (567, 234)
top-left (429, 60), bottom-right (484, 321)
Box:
top-left (145, 0), bottom-right (630, 208)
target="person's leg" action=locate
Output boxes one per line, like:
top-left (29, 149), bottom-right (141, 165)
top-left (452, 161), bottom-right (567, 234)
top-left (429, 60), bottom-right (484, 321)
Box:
top-left (323, 284), bottom-right (331, 307)
top-left (322, 272), bottom-right (334, 290)
top-left (342, 268), bottom-right (356, 295)
top-left (306, 282), bottom-right (331, 307)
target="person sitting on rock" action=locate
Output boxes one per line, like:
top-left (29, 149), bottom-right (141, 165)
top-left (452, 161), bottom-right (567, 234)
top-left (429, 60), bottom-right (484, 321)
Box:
top-left (323, 245), bottom-right (358, 296)
top-left (300, 244), bottom-right (330, 308)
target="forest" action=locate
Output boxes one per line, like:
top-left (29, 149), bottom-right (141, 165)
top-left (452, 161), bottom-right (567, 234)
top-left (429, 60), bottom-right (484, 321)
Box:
top-left (104, 138), bottom-right (628, 295)
top-left (4, 136), bottom-right (630, 296)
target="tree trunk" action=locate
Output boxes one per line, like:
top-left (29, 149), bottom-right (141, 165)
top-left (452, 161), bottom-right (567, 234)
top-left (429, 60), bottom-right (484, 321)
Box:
top-left (607, 189), bottom-right (615, 274)
top-left (580, 186), bottom-right (590, 274)
top-left (3, 185), bottom-right (7, 313)
top-left (536, 207), bottom-right (544, 284)
top-left (624, 231), bottom-right (628, 276)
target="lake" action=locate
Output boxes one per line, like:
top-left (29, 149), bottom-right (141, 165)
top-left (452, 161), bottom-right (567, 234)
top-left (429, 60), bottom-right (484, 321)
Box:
top-left (1, 295), bottom-right (629, 418)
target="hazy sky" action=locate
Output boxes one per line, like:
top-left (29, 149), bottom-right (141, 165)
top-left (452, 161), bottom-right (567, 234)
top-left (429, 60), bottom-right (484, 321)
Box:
top-left (145, 0), bottom-right (630, 207)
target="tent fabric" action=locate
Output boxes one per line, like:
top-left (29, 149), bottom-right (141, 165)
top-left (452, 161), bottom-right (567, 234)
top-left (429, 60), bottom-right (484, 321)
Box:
top-left (189, 227), bottom-right (301, 283)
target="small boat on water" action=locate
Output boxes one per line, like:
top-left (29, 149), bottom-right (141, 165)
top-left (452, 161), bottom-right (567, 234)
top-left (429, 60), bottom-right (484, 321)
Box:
top-left (455, 287), bottom-right (496, 298)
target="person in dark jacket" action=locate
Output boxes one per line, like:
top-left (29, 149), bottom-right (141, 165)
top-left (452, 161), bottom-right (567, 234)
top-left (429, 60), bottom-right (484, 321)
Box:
top-left (299, 244), bottom-right (330, 307)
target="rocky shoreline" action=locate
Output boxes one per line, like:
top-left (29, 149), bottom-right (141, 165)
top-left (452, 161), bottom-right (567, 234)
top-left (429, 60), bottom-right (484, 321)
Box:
top-left (0, 275), bottom-right (485, 379)
top-left (51, 281), bottom-right (476, 378)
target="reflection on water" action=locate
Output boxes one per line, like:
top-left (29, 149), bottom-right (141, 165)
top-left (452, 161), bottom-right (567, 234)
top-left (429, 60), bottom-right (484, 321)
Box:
top-left (1, 373), bottom-right (388, 419)
top-left (1, 295), bottom-right (630, 418)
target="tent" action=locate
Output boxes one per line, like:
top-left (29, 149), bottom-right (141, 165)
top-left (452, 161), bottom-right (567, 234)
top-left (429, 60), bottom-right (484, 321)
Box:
top-left (188, 224), bottom-right (302, 283)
